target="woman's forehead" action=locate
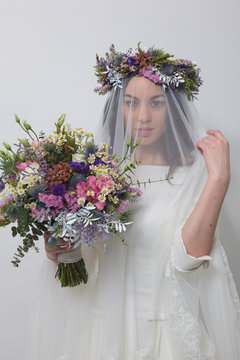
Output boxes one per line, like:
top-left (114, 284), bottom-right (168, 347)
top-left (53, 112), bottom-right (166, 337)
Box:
top-left (125, 76), bottom-right (164, 98)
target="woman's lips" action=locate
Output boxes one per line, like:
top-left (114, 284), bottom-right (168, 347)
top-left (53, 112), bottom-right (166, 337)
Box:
top-left (136, 128), bottom-right (154, 136)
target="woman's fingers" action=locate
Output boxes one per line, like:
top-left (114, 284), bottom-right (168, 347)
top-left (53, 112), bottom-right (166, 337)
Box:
top-left (44, 232), bottom-right (74, 255)
top-left (196, 129), bottom-right (230, 183)
top-left (196, 136), bottom-right (213, 152)
top-left (206, 129), bottom-right (226, 140)
top-left (43, 232), bottom-right (76, 265)
top-left (197, 130), bottom-right (228, 151)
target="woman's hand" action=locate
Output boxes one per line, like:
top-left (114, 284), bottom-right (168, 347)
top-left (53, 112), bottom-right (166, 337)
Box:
top-left (196, 130), bottom-right (230, 187)
top-left (44, 232), bottom-right (74, 265)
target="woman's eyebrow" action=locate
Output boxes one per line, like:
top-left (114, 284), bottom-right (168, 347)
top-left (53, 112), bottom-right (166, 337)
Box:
top-left (123, 94), bottom-right (165, 101)
top-left (123, 94), bottom-right (138, 101)
top-left (150, 94), bottom-right (165, 100)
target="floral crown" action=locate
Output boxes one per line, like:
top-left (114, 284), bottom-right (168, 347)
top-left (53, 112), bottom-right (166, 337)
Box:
top-left (94, 43), bottom-right (203, 101)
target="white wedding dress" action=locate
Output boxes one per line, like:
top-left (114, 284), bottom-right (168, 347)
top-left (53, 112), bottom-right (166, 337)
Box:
top-left (28, 164), bottom-right (240, 360)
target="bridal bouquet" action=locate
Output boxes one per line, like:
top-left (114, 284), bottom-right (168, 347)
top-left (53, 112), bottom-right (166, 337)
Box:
top-left (0, 115), bottom-right (142, 287)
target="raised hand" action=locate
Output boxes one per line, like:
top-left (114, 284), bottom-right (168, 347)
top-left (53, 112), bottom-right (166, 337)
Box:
top-left (182, 129), bottom-right (231, 258)
top-left (196, 129), bottom-right (230, 186)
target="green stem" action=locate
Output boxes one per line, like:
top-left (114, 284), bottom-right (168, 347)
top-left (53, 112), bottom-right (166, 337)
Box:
top-left (131, 177), bottom-right (173, 186)
top-left (18, 123), bottom-right (35, 141)
top-left (117, 150), bottom-right (129, 170)
top-left (30, 129), bottom-right (39, 141)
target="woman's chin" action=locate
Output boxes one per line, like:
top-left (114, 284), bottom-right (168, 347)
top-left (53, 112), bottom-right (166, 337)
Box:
top-left (135, 136), bottom-right (156, 146)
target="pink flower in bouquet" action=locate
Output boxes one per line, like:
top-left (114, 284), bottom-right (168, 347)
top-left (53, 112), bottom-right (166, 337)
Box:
top-left (16, 160), bottom-right (32, 172)
top-left (32, 139), bottom-right (48, 151)
top-left (128, 186), bottom-right (143, 199)
top-left (32, 140), bottom-right (41, 147)
top-left (0, 194), bottom-right (13, 208)
top-left (65, 192), bottom-right (80, 212)
top-left (31, 208), bottom-right (50, 221)
top-left (116, 200), bottom-right (129, 212)
top-left (76, 175), bottom-right (115, 210)
top-left (109, 160), bottom-right (117, 168)
top-left (38, 193), bottom-right (64, 211)
top-left (96, 175), bottom-right (115, 190)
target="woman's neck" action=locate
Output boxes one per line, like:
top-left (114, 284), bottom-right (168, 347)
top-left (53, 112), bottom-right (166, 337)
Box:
top-left (134, 144), bottom-right (168, 165)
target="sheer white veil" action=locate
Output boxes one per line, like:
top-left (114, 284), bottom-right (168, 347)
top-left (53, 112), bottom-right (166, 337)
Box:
top-left (28, 76), bottom-right (240, 360)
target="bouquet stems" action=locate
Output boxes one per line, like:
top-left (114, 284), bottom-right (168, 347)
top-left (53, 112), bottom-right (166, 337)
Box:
top-left (56, 259), bottom-right (88, 287)
top-left (56, 246), bottom-right (88, 287)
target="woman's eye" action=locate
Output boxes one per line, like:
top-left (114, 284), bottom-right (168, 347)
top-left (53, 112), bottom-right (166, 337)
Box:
top-left (151, 101), bottom-right (164, 108)
top-left (124, 100), bottom-right (138, 108)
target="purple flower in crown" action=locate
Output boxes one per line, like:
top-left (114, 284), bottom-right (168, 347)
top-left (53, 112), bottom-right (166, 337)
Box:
top-left (128, 57), bottom-right (137, 67)
top-left (162, 64), bottom-right (175, 76)
top-left (96, 58), bottom-right (106, 68)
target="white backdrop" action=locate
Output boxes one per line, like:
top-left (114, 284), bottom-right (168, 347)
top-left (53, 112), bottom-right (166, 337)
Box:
top-left (0, 0), bottom-right (239, 358)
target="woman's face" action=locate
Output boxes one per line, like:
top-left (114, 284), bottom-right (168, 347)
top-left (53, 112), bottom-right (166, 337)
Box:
top-left (123, 76), bottom-right (168, 146)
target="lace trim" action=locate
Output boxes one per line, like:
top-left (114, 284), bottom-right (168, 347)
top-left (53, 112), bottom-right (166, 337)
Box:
top-left (219, 244), bottom-right (240, 354)
top-left (168, 233), bottom-right (215, 359)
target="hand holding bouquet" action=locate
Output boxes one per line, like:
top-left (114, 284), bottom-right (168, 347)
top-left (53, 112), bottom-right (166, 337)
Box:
top-left (0, 115), bottom-right (142, 287)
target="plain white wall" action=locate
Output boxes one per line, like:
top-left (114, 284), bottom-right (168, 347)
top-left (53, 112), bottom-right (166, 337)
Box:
top-left (0, 0), bottom-right (239, 358)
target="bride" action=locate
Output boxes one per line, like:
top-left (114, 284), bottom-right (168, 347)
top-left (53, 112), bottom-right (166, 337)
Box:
top-left (33, 44), bottom-right (240, 359)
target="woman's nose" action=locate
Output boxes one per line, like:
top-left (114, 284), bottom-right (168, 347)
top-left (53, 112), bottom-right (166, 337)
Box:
top-left (138, 103), bottom-right (151, 124)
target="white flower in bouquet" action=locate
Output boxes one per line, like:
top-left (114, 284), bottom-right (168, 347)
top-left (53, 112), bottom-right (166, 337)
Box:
top-left (20, 162), bottom-right (42, 185)
top-left (0, 185), bottom-right (12, 202)
top-left (64, 123), bottom-right (72, 134)
top-left (72, 153), bottom-right (86, 162)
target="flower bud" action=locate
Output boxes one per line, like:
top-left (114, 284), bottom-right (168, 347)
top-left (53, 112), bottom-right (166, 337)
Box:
top-left (126, 138), bottom-right (131, 147)
top-left (2, 142), bottom-right (12, 151)
top-left (18, 138), bottom-right (29, 147)
top-left (19, 153), bottom-right (25, 161)
top-left (0, 149), bottom-right (7, 157)
top-left (23, 121), bottom-right (32, 131)
top-left (124, 159), bottom-right (134, 171)
top-left (57, 114), bottom-right (66, 128)
top-left (15, 114), bottom-right (21, 124)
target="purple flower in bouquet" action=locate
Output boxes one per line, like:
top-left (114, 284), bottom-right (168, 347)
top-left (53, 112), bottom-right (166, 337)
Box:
top-left (94, 159), bottom-right (107, 167)
top-left (69, 174), bottom-right (86, 190)
top-left (52, 184), bottom-right (66, 197)
top-left (116, 200), bottom-right (129, 212)
top-left (69, 162), bottom-right (90, 173)
top-left (0, 184), bottom-right (4, 192)
top-left (38, 193), bottom-right (64, 211)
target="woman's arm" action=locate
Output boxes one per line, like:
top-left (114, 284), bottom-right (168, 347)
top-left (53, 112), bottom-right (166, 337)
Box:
top-left (182, 130), bottom-right (230, 258)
